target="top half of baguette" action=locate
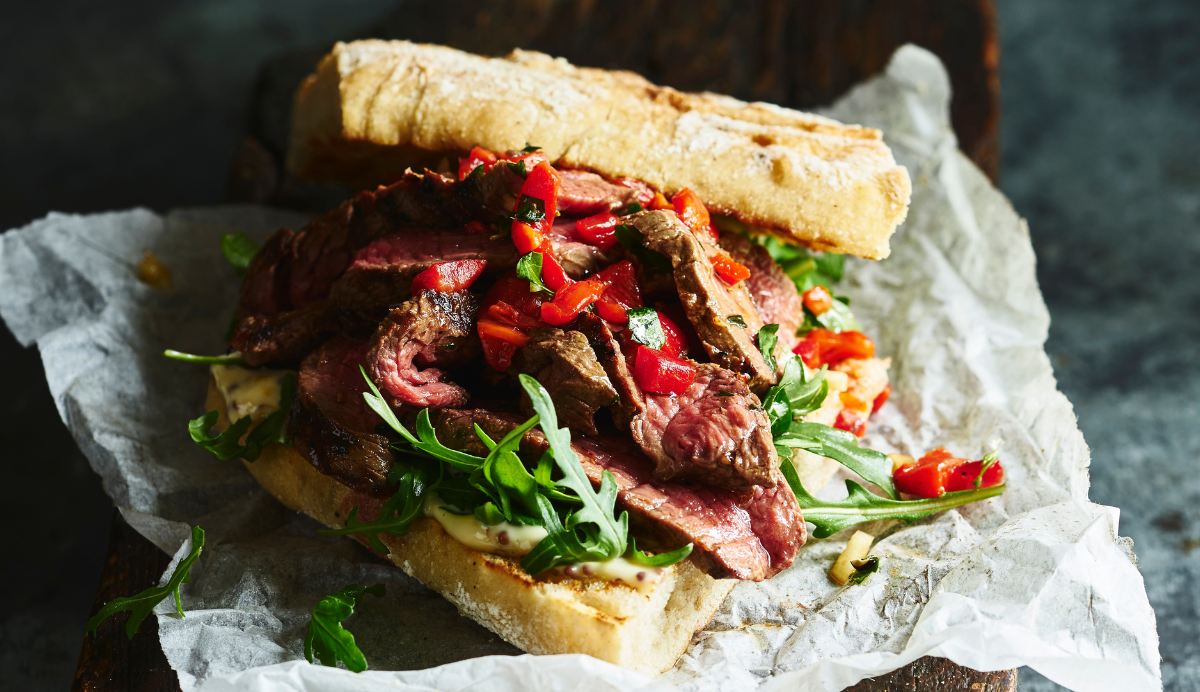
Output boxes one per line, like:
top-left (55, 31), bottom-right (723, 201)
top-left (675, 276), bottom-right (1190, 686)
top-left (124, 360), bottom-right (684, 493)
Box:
top-left (288, 40), bottom-right (911, 260)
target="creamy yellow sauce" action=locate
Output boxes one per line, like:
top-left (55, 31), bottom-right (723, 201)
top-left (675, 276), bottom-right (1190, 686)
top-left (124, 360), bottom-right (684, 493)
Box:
top-left (210, 363), bottom-right (289, 423)
top-left (423, 494), bottom-right (665, 592)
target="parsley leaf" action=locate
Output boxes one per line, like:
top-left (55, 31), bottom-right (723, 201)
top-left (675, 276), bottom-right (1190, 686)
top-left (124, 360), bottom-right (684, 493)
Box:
top-left (626, 307), bottom-right (665, 349)
top-left (303, 583), bottom-right (386, 673)
top-left (516, 252), bottom-right (554, 295)
top-left (776, 420), bottom-right (897, 499)
top-left (849, 556), bottom-right (881, 584)
top-left (615, 224), bottom-right (673, 275)
top-left (188, 374), bottom-right (295, 461)
top-left (518, 374), bottom-right (629, 574)
top-left (221, 232), bottom-right (260, 276)
top-left (757, 323), bottom-right (780, 372)
top-left (627, 538), bottom-right (693, 567)
top-left (522, 143), bottom-right (542, 152)
top-left (164, 349), bottom-right (247, 366)
top-left (514, 195), bottom-right (546, 224)
top-left (727, 314), bottom-right (747, 328)
top-left (621, 201), bottom-right (644, 215)
top-left (507, 160), bottom-right (527, 178)
top-left (781, 462), bottom-right (1005, 538)
top-left (86, 526), bottom-right (204, 639)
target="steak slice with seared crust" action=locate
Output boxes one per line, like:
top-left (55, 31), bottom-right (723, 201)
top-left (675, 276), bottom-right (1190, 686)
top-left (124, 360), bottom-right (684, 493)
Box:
top-left (629, 210), bottom-right (776, 392)
top-left (509, 327), bottom-right (618, 437)
top-left (366, 290), bottom-right (480, 409)
top-left (231, 302), bottom-right (341, 367)
top-left (573, 313), bottom-right (644, 428)
top-left (289, 337), bottom-right (394, 497)
top-left (719, 233), bottom-right (804, 357)
top-left (330, 230), bottom-right (517, 321)
top-left (430, 408), bottom-right (804, 580)
top-left (631, 363), bottom-right (778, 493)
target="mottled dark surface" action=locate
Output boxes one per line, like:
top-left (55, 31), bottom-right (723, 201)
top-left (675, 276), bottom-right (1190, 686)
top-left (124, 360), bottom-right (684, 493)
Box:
top-left (0, 0), bottom-right (1195, 690)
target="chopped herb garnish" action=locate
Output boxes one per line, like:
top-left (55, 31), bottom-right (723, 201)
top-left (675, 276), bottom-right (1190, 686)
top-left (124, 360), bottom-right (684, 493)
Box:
top-left (514, 195), bottom-right (546, 224)
top-left (727, 314), bottom-right (747, 328)
top-left (516, 252), bottom-right (554, 295)
top-left (849, 555), bottom-right (881, 584)
top-left (621, 201), bottom-right (644, 215)
top-left (615, 224), bottom-right (673, 275)
top-left (303, 583), bottom-right (385, 673)
top-left (718, 390), bottom-right (735, 397)
top-left (626, 307), bottom-right (666, 349)
top-left (757, 323), bottom-right (780, 372)
top-left (86, 526), bottom-right (204, 639)
top-left (522, 143), bottom-right (542, 153)
top-left (507, 160), bottom-right (527, 178)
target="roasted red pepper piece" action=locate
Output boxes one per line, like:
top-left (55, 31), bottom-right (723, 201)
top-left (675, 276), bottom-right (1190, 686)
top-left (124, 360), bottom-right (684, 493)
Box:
top-left (872, 383), bottom-right (892, 413)
top-left (511, 161), bottom-right (560, 253)
top-left (478, 271), bottom-right (548, 372)
top-left (541, 279), bottom-right (605, 326)
top-left (575, 211), bottom-right (620, 250)
top-left (833, 408), bottom-right (868, 437)
top-left (657, 310), bottom-right (688, 358)
top-left (802, 285), bottom-right (834, 315)
top-left (538, 245), bottom-right (573, 292)
top-left (512, 222), bottom-right (545, 255)
top-left (458, 146), bottom-right (498, 180)
top-left (633, 345), bottom-right (696, 395)
top-left (793, 328), bottom-right (876, 368)
top-left (410, 260), bottom-right (488, 293)
top-left (710, 253), bottom-right (751, 285)
top-left (593, 260), bottom-right (642, 323)
top-left (893, 448), bottom-right (1005, 498)
top-left (672, 188), bottom-right (718, 242)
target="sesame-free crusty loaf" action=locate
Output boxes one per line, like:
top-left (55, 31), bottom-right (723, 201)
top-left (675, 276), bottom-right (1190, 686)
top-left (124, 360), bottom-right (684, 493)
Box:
top-left (288, 40), bottom-right (911, 260)
top-left (207, 382), bottom-right (734, 675)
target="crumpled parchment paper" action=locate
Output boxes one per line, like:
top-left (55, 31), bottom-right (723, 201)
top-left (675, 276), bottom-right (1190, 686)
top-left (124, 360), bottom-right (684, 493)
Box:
top-left (0, 45), bottom-right (1161, 692)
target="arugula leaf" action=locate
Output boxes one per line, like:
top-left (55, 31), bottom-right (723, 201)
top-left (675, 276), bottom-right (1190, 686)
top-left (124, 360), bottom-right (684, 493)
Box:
top-left (776, 420), bottom-right (897, 499)
top-left (164, 349), bottom-right (247, 366)
top-left (615, 224), bottom-right (673, 275)
top-left (814, 252), bottom-right (845, 281)
top-left (727, 314), bottom-right (747, 328)
top-left (781, 460), bottom-right (1005, 538)
top-left (518, 374), bottom-right (629, 573)
top-left (800, 296), bottom-right (861, 334)
top-left (849, 556), bottom-right (880, 584)
top-left (320, 456), bottom-right (441, 554)
top-left (627, 538), bottom-right (693, 567)
top-left (221, 232), bottom-right (260, 276)
top-left (507, 160), bottom-right (527, 178)
top-left (514, 195), bottom-right (546, 224)
top-left (626, 307), bottom-right (665, 349)
top-left (757, 323), bottom-right (780, 372)
top-left (86, 526), bottom-right (204, 639)
top-left (516, 252), bottom-right (554, 295)
top-left (303, 583), bottom-right (386, 673)
top-left (188, 374), bottom-right (295, 461)
top-left (761, 357), bottom-right (829, 435)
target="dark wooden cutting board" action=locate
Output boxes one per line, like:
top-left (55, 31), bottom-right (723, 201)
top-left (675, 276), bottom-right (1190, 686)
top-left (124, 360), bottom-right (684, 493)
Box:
top-left (76, 1), bottom-right (1013, 689)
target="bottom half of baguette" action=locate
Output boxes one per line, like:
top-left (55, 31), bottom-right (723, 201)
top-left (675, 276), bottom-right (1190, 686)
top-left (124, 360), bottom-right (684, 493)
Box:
top-left (207, 382), bottom-right (736, 675)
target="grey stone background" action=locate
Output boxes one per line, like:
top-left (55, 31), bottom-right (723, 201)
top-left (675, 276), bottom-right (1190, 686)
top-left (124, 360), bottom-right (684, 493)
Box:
top-left (0, 1), bottom-right (1195, 690)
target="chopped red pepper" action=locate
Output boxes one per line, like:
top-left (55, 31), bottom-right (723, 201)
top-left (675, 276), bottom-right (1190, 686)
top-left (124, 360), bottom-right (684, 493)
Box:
top-left (793, 328), bottom-right (876, 368)
top-left (575, 212), bottom-right (620, 250)
top-left (511, 161), bottom-right (560, 253)
top-left (478, 271), bottom-right (548, 372)
top-left (458, 146), bottom-right (498, 180)
top-left (711, 253), bottom-right (751, 285)
top-left (872, 383), bottom-right (892, 413)
top-left (802, 285), bottom-right (834, 315)
top-left (833, 408), bottom-right (868, 437)
top-left (649, 192), bottom-right (672, 210)
top-left (463, 220), bottom-right (488, 234)
top-left (478, 319), bottom-right (531, 347)
top-left (541, 279), bottom-right (605, 326)
top-left (593, 261), bottom-right (642, 323)
top-left (893, 447), bottom-right (1005, 498)
top-left (633, 345), bottom-right (696, 395)
top-left (657, 310), bottom-right (688, 358)
top-left (538, 245), bottom-right (573, 292)
top-left (410, 260), bottom-right (488, 293)
top-left (672, 188), bottom-right (718, 242)
top-left (512, 222), bottom-right (546, 255)
top-left (483, 272), bottom-right (548, 319)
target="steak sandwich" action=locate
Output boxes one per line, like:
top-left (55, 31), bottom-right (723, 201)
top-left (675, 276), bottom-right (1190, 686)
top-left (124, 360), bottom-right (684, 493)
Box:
top-left (185, 40), bottom-right (1004, 675)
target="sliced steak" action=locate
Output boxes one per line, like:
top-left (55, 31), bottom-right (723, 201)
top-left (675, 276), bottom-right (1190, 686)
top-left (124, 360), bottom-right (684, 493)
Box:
top-left (631, 363), bottom-right (778, 492)
top-left (330, 230), bottom-right (516, 321)
top-left (573, 312), bottom-right (644, 427)
top-left (430, 408), bottom-right (805, 580)
top-left (366, 290), bottom-right (480, 409)
top-left (239, 168), bottom-right (512, 317)
top-left (629, 210), bottom-right (775, 391)
top-left (289, 337), bottom-right (394, 497)
top-left (231, 302), bottom-right (340, 367)
top-left (556, 169), bottom-right (636, 217)
top-left (510, 327), bottom-right (618, 437)
top-left (548, 219), bottom-right (621, 279)
top-left (720, 234), bottom-right (804, 356)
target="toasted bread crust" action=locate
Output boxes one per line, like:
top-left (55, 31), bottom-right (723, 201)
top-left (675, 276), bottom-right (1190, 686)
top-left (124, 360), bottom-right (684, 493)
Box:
top-left (288, 40), bottom-right (911, 259)
top-left (207, 382), bottom-right (733, 675)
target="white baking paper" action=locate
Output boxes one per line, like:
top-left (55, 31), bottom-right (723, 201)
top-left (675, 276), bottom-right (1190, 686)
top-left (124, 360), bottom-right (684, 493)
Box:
top-left (0, 45), bottom-right (1160, 692)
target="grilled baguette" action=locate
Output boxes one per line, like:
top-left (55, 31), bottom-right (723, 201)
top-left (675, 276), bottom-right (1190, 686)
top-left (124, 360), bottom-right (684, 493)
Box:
top-left (207, 381), bottom-right (734, 675)
top-left (288, 40), bottom-right (911, 260)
